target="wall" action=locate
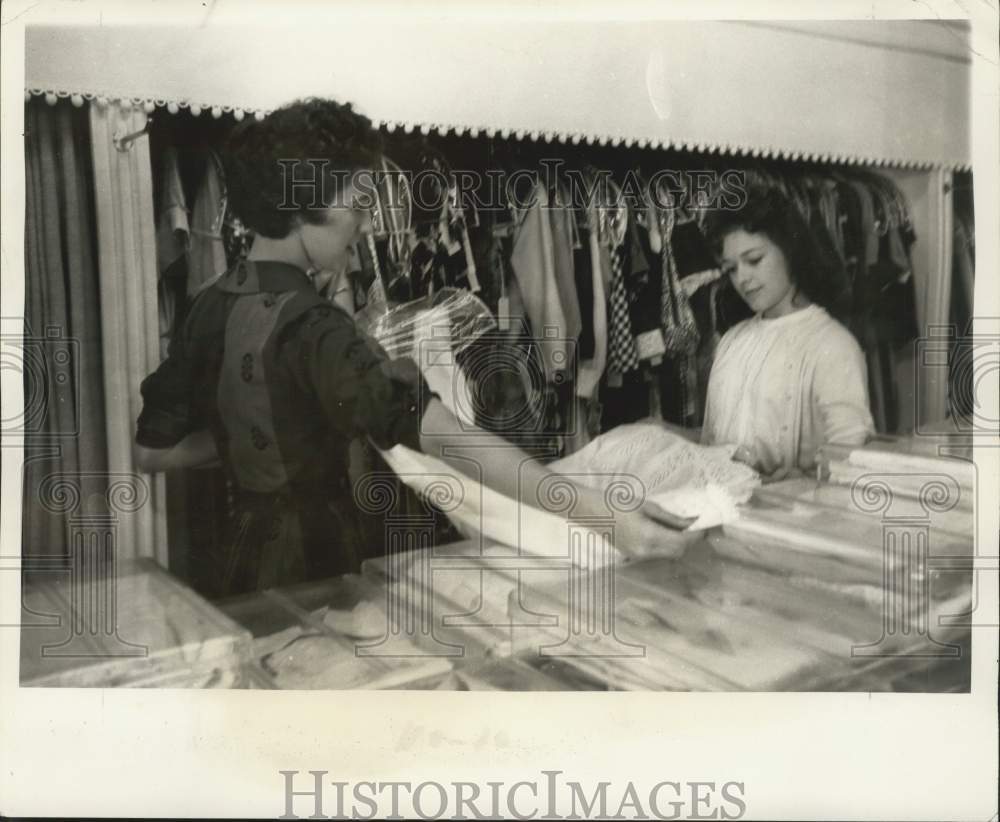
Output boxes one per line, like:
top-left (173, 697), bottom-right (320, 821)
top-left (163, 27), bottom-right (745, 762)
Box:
top-left (25, 18), bottom-right (970, 169)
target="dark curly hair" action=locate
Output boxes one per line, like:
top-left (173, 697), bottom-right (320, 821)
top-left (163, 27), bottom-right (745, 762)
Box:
top-left (703, 186), bottom-right (851, 321)
top-left (223, 97), bottom-right (383, 238)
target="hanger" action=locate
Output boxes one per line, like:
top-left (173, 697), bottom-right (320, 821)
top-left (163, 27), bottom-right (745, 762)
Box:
top-left (113, 115), bottom-right (153, 152)
top-left (606, 176), bottom-right (628, 249)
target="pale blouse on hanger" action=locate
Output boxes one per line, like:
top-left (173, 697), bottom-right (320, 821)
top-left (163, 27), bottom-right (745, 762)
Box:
top-left (701, 304), bottom-right (874, 477)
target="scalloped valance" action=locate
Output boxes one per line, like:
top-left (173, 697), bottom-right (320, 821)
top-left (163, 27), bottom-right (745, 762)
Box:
top-left (25, 18), bottom-right (972, 170)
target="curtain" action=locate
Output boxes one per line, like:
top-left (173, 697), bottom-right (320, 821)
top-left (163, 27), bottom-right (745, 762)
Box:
top-left (88, 101), bottom-right (168, 563)
top-left (22, 98), bottom-right (108, 557)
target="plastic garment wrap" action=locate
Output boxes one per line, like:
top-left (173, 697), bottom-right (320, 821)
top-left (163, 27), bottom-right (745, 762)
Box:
top-left (358, 287), bottom-right (497, 360)
top-left (358, 288), bottom-right (496, 426)
top-left (360, 288), bottom-right (623, 566)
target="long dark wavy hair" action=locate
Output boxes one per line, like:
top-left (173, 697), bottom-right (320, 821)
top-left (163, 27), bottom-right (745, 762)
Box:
top-left (703, 186), bottom-right (852, 326)
top-left (223, 97), bottom-right (383, 239)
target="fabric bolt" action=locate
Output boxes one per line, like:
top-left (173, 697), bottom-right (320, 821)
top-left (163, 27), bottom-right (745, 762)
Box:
top-left (187, 153), bottom-right (229, 297)
top-left (137, 259), bottom-right (436, 596)
top-left (702, 304), bottom-right (874, 477)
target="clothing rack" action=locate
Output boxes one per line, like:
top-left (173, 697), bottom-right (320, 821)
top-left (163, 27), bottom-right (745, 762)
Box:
top-left (151, 122), bottom-right (923, 454)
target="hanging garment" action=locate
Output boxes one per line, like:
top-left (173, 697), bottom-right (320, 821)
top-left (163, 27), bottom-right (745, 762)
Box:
top-left (659, 210), bottom-right (700, 355)
top-left (548, 185), bottom-right (584, 346)
top-left (576, 206), bottom-right (608, 400)
top-left (857, 198), bottom-right (918, 434)
top-left (509, 184), bottom-right (578, 382)
top-left (702, 304), bottom-right (874, 477)
top-left (573, 234), bottom-right (595, 360)
top-left (817, 178), bottom-right (843, 260)
top-left (187, 153), bottom-right (229, 297)
top-left (835, 181), bottom-right (864, 305)
top-left (605, 242), bottom-right (640, 382)
top-left (155, 147), bottom-right (190, 359)
top-left (625, 210), bottom-right (667, 363)
top-left (949, 215), bottom-right (975, 422)
top-left (691, 282), bottom-right (725, 426)
top-left (670, 218), bottom-right (717, 280)
top-left (156, 147), bottom-right (189, 271)
top-left (847, 179), bottom-right (878, 270)
top-left (952, 216), bottom-right (975, 329)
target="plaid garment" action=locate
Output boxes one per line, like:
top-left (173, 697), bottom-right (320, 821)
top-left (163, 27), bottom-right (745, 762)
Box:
top-left (606, 243), bottom-right (640, 376)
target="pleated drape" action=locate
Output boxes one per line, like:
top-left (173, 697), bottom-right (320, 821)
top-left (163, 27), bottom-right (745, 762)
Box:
top-left (22, 98), bottom-right (108, 557)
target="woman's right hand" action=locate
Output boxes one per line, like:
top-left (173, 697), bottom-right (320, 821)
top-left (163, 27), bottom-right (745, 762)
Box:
top-left (613, 505), bottom-right (697, 562)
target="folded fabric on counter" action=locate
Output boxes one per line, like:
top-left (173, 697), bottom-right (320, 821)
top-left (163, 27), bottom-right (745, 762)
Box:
top-left (551, 422), bottom-right (760, 528)
top-left (378, 443), bottom-right (623, 567)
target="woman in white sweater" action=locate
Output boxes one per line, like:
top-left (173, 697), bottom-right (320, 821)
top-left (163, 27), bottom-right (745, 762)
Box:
top-left (700, 189), bottom-right (875, 480)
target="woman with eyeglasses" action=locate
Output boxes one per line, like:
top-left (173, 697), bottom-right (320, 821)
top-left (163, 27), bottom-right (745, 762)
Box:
top-left (134, 98), bottom-right (692, 597)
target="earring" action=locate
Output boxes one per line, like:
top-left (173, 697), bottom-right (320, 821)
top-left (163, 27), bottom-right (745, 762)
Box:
top-left (298, 226), bottom-right (320, 277)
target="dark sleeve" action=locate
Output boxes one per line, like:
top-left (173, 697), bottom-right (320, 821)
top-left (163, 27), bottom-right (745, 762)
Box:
top-left (285, 306), bottom-right (438, 451)
top-left (135, 325), bottom-right (196, 448)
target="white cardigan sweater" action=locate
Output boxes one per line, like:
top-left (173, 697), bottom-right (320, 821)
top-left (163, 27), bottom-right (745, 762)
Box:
top-left (701, 305), bottom-right (875, 476)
